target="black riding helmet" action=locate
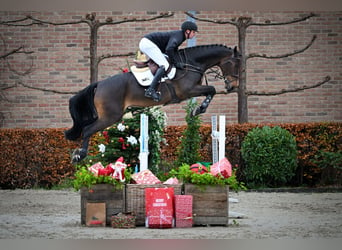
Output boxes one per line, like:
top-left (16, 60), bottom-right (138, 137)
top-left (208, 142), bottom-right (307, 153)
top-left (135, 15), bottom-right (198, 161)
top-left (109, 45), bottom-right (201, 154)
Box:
top-left (181, 21), bottom-right (198, 32)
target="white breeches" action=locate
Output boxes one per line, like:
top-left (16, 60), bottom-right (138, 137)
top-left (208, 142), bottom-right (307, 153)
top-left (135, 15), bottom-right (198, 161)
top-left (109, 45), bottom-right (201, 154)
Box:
top-left (139, 37), bottom-right (170, 70)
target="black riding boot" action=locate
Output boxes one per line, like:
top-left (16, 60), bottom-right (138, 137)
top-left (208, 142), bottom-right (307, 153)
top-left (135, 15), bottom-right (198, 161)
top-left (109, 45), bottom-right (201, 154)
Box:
top-left (145, 66), bottom-right (165, 102)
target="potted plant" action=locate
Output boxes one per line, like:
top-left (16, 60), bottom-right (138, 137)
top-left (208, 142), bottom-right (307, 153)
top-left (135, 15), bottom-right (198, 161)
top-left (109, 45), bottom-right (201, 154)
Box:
top-left (168, 163), bottom-right (245, 226)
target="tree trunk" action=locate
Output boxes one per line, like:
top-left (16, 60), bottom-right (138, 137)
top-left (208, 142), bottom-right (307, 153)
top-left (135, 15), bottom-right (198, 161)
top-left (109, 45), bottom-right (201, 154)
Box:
top-left (237, 23), bottom-right (248, 124)
top-left (89, 23), bottom-right (98, 84)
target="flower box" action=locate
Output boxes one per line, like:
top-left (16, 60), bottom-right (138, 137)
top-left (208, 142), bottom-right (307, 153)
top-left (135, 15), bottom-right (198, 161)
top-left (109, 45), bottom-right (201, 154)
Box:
top-left (80, 184), bottom-right (125, 226)
top-left (125, 184), bottom-right (182, 226)
top-left (184, 184), bottom-right (229, 226)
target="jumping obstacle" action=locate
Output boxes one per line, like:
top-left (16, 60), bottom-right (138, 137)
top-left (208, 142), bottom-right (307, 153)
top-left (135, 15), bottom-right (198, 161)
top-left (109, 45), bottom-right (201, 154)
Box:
top-left (211, 115), bottom-right (245, 220)
top-left (211, 115), bottom-right (226, 163)
top-left (139, 114), bottom-right (149, 171)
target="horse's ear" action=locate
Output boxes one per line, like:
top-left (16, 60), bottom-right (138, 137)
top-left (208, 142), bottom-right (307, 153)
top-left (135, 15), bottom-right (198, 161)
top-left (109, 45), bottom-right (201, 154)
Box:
top-left (233, 46), bottom-right (238, 57)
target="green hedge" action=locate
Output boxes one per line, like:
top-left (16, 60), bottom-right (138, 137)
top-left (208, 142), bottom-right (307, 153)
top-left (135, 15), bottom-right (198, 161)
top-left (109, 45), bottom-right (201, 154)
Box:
top-left (161, 122), bottom-right (342, 186)
top-left (1, 122), bottom-right (341, 189)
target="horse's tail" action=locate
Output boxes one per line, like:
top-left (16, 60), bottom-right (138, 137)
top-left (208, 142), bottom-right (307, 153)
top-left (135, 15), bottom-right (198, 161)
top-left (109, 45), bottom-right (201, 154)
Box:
top-left (64, 82), bottom-right (98, 141)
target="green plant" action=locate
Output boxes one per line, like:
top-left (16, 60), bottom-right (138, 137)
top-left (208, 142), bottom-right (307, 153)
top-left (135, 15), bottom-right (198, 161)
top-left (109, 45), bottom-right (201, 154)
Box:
top-left (81, 106), bottom-right (166, 174)
top-left (312, 150), bottom-right (342, 185)
top-left (72, 165), bottom-right (132, 191)
top-left (168, 164), bottom-right (246, 191)
top-left (241, 126), bottom-right (298, 188)
top-left (175, 99), bottom-right (202, 166)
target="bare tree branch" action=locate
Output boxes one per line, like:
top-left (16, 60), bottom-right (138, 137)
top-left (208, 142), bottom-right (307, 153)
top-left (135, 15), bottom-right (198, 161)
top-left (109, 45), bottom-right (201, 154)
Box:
top-left (250, 13), bottom-right (317, 26)
top-left (247, 35), bottom-right (316, 59)
top-left (184, 11), bottom-right (238, 26)
top-left (5, 60), bottom-right (34, 76)
top-left (16, 81), bottom-right (77, 95)
top-left (1, 83), bottom-right (17, 91)
top-left (0, 35), bottom-right (34, 59)
top-left (98, 11), bottom-right (174, 27)
top-left (0, 35), bottom-right (35, 76)
top-left (185, 11), bottom-right (316, 28)
top-left (97, 52), bottom-right (135, 64)
top-left (0, 12), bottom-right (174, 27)
top-left (0, 15), bottom-right (86, 26)
top-left (246, 76), bottom-right (331, 96)
top-left (0, 46), bottom-right (34, 59)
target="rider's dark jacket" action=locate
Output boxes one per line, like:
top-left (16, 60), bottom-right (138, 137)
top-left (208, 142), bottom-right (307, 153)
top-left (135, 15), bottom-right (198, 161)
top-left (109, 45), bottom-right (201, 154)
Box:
top-left (144, 30), bottom-right (185, 64)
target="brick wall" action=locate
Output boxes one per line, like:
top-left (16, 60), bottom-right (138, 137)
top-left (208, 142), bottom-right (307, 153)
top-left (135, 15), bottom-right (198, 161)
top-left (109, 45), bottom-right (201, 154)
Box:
top-left (0, 11), bottom-right (341, 128)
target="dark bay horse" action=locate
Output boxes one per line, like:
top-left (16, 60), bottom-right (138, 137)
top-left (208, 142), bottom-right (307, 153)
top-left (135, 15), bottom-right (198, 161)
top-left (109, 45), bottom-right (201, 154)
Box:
top-left (65, 44), bottom-right (240, 163)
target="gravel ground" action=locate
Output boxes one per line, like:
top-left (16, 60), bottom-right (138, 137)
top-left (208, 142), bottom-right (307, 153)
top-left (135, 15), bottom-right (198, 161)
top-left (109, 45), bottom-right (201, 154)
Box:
top-left (0, 189), bottom-right (341, 239)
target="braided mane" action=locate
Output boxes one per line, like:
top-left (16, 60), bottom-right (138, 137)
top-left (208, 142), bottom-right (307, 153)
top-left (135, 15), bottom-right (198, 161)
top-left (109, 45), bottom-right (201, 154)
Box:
top-left (179, 44), bottom-right (230, 53)
top-left (177, 44), bottom-right (233, 63)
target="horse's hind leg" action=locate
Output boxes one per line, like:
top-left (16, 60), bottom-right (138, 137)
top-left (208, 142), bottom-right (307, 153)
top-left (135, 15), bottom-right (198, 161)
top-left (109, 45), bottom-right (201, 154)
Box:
top-left (71, 118), bottom-right (120, 163)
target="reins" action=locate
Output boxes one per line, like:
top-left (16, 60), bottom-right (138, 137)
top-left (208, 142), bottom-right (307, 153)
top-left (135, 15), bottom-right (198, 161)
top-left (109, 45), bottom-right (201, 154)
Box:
top-left (171, 49), bottom-right (204, 81)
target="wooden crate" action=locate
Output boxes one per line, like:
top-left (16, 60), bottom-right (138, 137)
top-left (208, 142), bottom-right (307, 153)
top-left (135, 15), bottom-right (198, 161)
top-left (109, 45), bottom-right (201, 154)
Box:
top-left (80, 184), bottom-right (125, 226)
top-left (125, 184), bottom-right (183, 226)
top-left (184, 184), bottom-right (229, 226)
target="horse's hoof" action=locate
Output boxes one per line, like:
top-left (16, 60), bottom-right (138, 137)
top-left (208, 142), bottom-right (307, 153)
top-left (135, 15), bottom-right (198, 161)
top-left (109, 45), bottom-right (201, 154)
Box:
top-left (191, 106), bottom-right (202, 117)
top-left (71, 148), bottom-right (87, 164)
top-left (72, 155), bottom-right (80, 164)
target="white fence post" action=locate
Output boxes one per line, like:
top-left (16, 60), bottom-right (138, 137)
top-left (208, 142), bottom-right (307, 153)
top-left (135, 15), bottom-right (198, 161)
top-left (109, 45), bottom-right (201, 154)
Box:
top-left (211, 115), bottom-right (219, 164)
top-left (211, 115), bottom-right (226, 163)
top-left (139, 114), bottom-right (149, 171)
top-left (219, 115), bottom-right (226, 161)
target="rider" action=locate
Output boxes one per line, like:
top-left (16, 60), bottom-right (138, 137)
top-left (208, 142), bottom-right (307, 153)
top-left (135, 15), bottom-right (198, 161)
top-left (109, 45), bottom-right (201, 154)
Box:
top-left (139, 21), bottom-right (198, 102)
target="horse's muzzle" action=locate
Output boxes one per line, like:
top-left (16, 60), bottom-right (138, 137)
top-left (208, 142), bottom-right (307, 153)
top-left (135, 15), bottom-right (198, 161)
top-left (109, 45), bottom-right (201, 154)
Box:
top-left (224, 77), bottom-right (239, 90)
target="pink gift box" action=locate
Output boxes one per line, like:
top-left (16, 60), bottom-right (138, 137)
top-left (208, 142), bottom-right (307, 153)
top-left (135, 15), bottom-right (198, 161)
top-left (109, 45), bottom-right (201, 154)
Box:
top-left (174, 195), bottom-right (193, 228)
top-left (88, 162), bottom-right (104, 176)
top-left (132, 169), bottom-right (161, 184)
top-left (210, 157), bottom-right (232, 178)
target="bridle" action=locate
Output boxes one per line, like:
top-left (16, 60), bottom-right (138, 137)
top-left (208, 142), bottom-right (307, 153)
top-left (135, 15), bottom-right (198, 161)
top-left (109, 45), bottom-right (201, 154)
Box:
top-left (221, 56), bottom-right (240, 86)
top-left (174, 48), bottom-right (240, 85)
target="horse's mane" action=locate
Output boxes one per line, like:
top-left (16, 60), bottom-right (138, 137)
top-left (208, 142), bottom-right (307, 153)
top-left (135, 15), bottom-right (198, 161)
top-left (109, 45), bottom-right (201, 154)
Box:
top-left (177, 44), bottom-right (233, 62)
top-left (178, 44), bottom-right (231, 53)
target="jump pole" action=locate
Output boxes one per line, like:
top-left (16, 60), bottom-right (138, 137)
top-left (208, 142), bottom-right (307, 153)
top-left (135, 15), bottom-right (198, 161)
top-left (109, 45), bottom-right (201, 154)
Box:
top-left (139, 114), bottom-right (149, 171)
top-left (211, 115), bottom-right (226, 163)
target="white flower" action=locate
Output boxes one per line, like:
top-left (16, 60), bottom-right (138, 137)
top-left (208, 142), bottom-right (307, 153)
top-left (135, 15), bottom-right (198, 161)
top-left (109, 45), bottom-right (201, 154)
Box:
top-left (98, 143), bottom-right (106, 153)
top-left (126, 135), bottom-right (138, 145)
top-left (117, 123), bottom-right (125, 132)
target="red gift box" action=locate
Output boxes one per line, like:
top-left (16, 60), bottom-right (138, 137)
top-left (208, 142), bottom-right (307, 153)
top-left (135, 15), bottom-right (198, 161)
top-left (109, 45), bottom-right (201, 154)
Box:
top-left (132, 169), bottom-right (161, 184)
top-left (145, 187), bottom-right (174, 228)
top-left (174, 195), bottom-right (193, 228)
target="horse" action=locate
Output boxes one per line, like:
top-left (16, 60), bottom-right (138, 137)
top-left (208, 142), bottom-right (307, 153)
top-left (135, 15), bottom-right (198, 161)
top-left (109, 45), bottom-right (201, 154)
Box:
top-left (65, 44), bottom-right (241, 163)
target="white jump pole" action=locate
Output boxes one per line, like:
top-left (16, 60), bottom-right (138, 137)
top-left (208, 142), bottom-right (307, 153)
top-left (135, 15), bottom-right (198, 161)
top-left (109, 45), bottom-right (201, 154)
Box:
top-left (218, 115), bottom-right (226, 161)
top-left (139, 114), bottom-right (149, 171)
top-left (211, 115), bottom-right (226, 163)
top-left (211, 115), bottom-right (219, 164)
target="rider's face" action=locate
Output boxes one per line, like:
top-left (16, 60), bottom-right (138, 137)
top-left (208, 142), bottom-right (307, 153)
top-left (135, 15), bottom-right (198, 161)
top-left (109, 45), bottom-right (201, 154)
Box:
top-left (185, 30), bottom-right (197, 39)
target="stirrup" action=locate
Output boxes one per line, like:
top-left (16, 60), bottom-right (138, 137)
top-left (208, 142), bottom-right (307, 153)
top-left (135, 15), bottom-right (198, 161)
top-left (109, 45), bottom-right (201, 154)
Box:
top-left (145, 88), bottom-right (161, 102)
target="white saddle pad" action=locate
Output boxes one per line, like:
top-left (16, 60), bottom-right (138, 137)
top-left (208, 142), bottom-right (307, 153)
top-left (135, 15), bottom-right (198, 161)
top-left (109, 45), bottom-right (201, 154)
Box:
top-left (130, 65), bottom-right (176, 86)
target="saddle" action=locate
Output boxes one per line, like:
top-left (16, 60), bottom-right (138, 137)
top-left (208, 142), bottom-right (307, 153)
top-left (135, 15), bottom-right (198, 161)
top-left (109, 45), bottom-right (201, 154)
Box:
top-left (130, 51), bottom-right (176, 86)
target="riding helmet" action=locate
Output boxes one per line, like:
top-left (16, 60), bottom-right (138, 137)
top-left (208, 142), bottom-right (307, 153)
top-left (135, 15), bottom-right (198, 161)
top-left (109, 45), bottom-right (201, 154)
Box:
top-left (181, 21), bottom-right (198, 32)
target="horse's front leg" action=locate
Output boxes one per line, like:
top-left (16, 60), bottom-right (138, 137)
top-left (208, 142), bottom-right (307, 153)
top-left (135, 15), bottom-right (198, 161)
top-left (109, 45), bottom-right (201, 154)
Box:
top-left (191, 94), bottom-right (214, 117)
top-left (187, 85), bottom-right (216, 117)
